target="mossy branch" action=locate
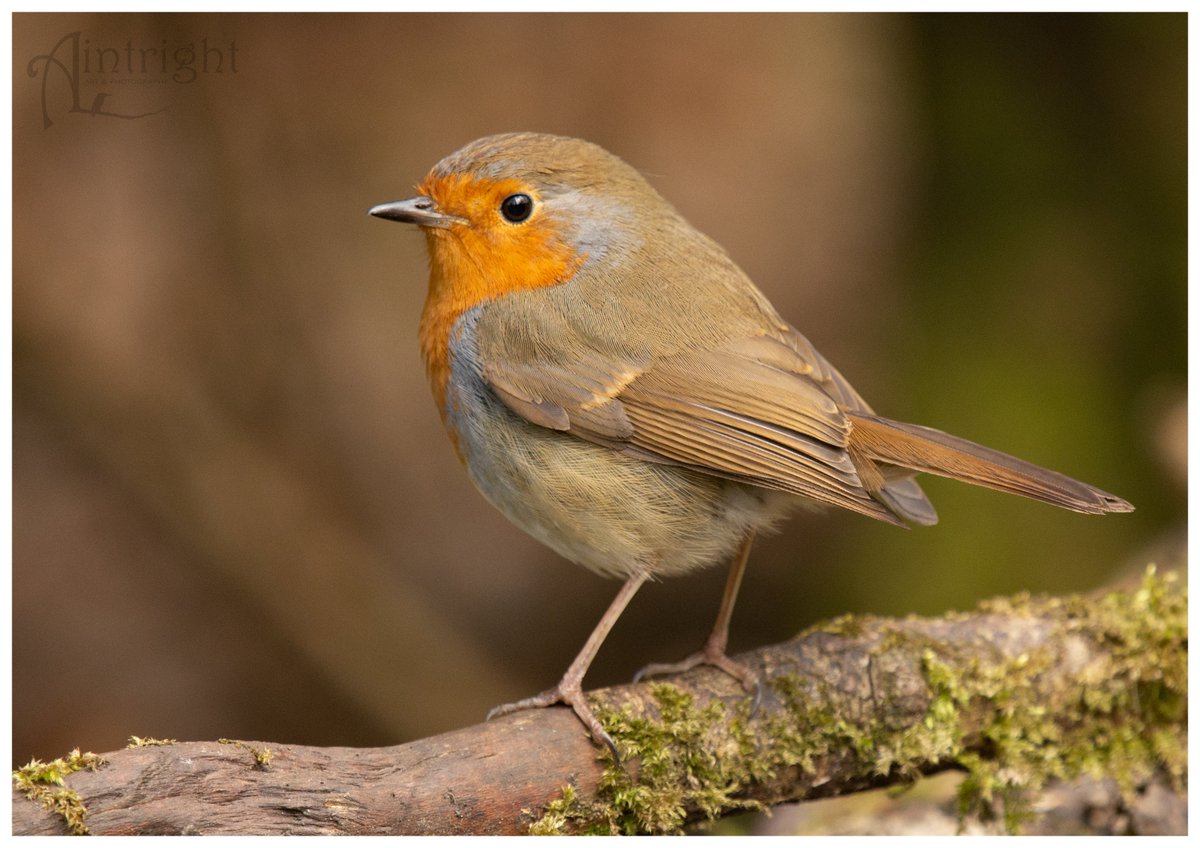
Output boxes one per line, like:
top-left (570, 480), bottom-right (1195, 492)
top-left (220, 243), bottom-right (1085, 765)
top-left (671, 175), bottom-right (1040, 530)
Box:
top-left (12, 567), bottom-right (1186, 835)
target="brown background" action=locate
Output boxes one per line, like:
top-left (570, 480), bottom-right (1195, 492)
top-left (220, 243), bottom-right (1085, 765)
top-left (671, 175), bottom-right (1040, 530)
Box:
top-left (13, 13), bottom-right (1185, 765)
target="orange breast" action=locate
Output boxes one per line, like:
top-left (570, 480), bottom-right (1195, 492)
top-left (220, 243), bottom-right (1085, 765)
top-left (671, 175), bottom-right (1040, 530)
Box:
top-left (417, 173), bottom-right (584, 432)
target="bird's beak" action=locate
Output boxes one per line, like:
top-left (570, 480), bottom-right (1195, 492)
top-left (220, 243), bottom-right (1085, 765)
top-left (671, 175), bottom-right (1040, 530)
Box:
top-left (369, 196), bottom-right (467, 229)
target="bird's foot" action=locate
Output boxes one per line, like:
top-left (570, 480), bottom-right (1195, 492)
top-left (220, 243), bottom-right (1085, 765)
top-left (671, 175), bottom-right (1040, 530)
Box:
top-left (634, 643), bottom-right (763, 713)
top-left (487, 683), bottom-right (619, 761)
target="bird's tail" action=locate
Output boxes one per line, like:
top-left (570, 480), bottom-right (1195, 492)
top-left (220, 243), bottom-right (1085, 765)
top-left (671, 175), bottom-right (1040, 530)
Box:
top-left (846, 412), bottom-right (1134, 515)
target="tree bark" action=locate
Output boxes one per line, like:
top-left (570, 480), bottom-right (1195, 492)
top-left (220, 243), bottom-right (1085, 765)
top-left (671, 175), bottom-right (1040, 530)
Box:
top-left (12, 569), bottom-right (1186, 835)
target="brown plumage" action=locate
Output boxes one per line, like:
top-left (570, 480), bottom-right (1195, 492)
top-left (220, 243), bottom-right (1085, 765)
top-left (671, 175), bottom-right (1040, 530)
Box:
top-left (370, 132), bottom-right (1132, 756)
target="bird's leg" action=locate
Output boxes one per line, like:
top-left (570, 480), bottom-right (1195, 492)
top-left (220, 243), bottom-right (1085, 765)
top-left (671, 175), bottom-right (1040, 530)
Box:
top-left (634, 532), bottom-right (761, 708)
top-left (487, 571), bottom-right (648, 759)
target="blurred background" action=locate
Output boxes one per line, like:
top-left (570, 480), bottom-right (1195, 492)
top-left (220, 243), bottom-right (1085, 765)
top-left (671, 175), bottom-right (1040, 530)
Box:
top-left (13, 12), bottom-right (1185, 776)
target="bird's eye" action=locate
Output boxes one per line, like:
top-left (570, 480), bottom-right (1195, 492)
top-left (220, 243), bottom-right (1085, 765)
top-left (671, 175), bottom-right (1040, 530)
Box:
top-left (499, 193), bottom-right (534, 223)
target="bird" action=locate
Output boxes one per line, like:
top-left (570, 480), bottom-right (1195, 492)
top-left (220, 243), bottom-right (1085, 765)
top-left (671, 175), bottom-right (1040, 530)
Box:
top-left (369, 132), bottom-right (1132, 756)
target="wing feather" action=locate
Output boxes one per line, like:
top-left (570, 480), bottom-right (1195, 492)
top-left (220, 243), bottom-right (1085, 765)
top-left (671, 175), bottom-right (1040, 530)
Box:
top-left (481, 331), bottom-right (916, 524)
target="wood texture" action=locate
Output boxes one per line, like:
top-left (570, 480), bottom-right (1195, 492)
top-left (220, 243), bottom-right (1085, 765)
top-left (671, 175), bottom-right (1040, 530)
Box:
top-left (12, 575), bottom-right (1186, 835)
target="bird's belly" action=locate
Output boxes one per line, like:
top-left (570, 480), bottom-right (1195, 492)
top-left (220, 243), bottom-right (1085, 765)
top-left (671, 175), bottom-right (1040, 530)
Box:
top-left (444, 365), bottom-right (789, 579)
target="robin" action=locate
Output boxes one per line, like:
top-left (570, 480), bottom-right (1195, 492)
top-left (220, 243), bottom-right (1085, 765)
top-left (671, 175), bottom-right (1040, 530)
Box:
top-left (370, 132), bottom-right (1132, 756)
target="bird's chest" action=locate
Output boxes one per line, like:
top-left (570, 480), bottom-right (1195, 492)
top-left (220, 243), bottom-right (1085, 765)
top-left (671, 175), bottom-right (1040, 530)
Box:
top-left (434, 307), bottom-right (778, 578)
top-left (439, 307), bottom-right (599, 533)
top-left (436, 309), bottom-right (623, 571)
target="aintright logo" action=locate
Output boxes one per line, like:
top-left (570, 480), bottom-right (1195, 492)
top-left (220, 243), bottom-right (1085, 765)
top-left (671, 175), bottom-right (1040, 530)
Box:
top-left (27, 31), bottom-right (239, 129)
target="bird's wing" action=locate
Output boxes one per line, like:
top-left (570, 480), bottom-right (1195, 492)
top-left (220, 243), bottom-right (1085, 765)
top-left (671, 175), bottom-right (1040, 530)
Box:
top-left (482, 332), bottom-right (907, 525)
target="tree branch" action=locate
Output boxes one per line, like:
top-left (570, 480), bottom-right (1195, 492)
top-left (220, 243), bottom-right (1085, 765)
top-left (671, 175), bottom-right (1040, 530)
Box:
top-left (12, 568), bottom-right (1186, 835)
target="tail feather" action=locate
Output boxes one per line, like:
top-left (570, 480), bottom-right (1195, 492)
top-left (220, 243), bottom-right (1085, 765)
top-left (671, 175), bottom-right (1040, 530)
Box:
top-left (847, 412), bottom-right (1134, 516)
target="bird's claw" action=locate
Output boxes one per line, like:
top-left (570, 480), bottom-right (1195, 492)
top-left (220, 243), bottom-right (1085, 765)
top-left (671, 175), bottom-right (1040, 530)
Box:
top-left (634, 647), bottom-right (763, 716)
top-left (487, 685), bottom-right (620, 762)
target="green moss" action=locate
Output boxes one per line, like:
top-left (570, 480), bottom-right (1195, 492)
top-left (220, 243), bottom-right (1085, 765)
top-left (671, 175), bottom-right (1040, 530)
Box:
top-left (810, 612), bottom-right (869, 638)
top-left (527, 684), bottom-right (764, 835)
top-left (527, 783), bottom-right (582, 835)
top-left (527, 566), bottom-right (1186, 835)
top-left (952, 565), bottom-right (1187, 830)
top-left (13, 748), bottom-right (105, 835)
top-left (218, 738), bottom-right (274, 769)
top-left (127, 736), bottom-right (177, 748)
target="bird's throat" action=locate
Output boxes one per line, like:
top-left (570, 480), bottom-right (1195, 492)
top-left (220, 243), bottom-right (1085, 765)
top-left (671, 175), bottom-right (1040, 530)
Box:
top-left (418, 224), bottom-right (584, 437)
